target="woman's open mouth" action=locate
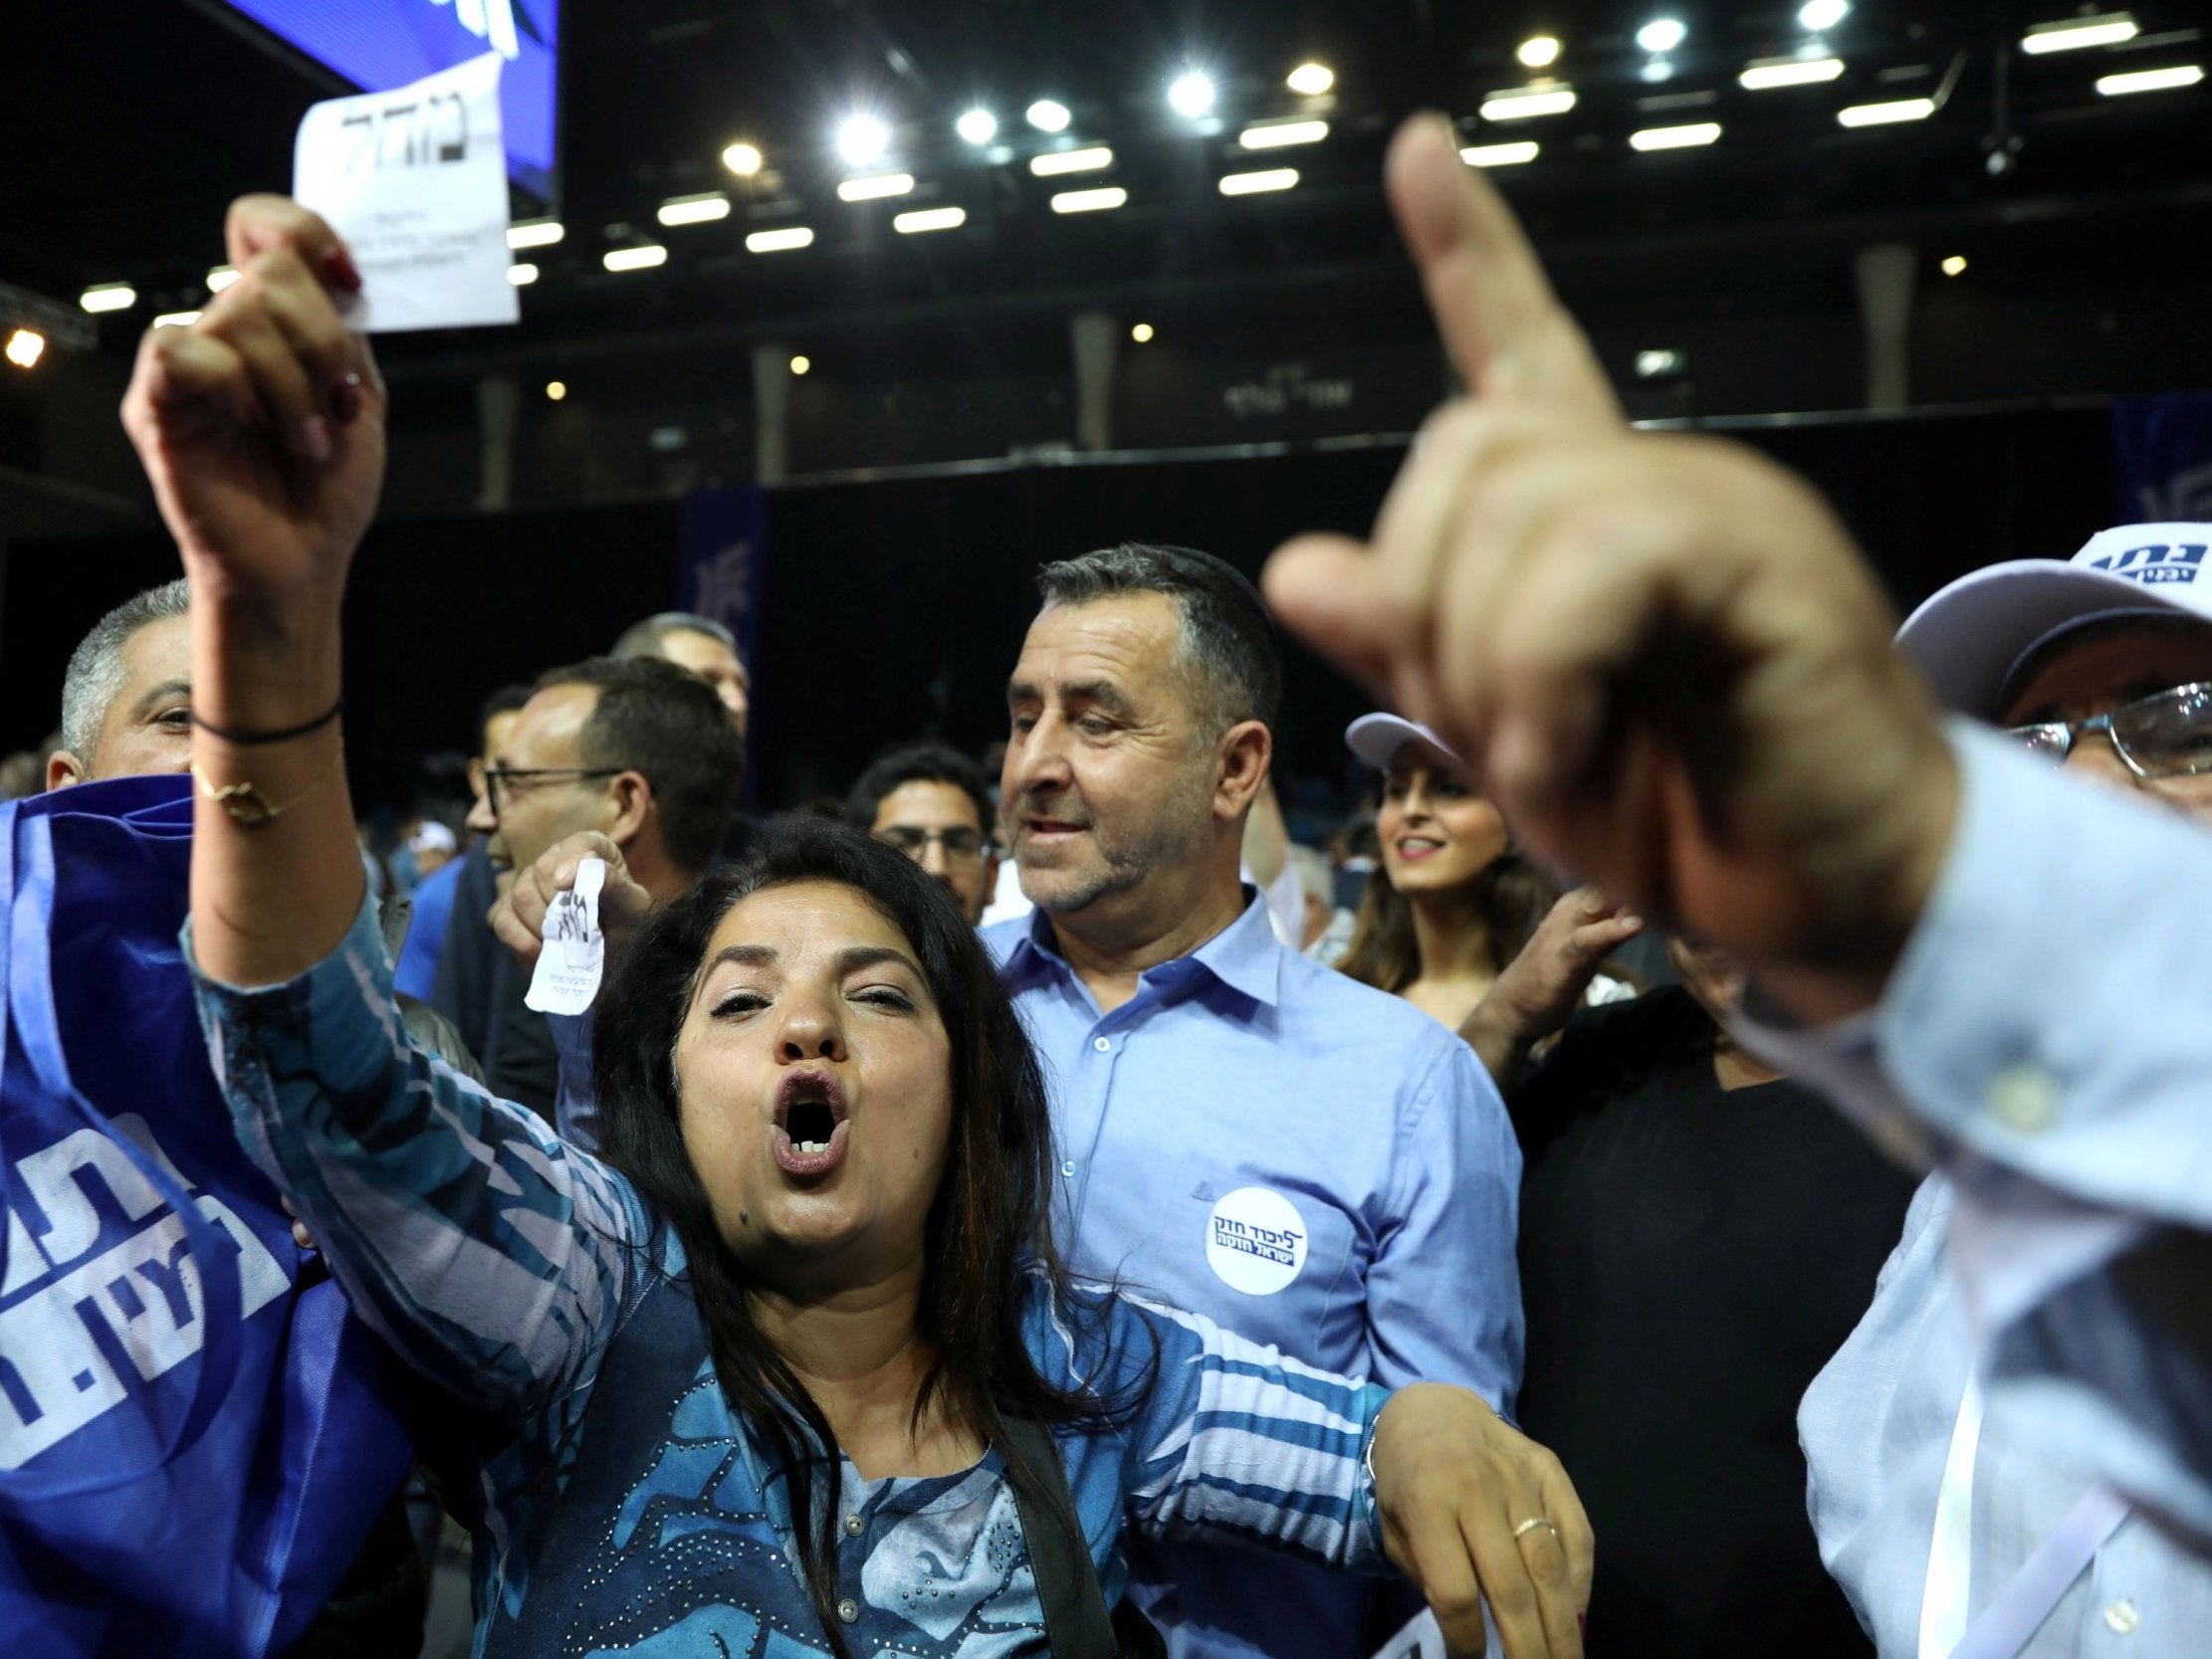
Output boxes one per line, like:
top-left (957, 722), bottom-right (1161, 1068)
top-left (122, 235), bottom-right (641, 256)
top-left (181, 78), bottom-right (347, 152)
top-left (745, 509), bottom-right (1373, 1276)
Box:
top-left (773, 1069), bottom-right (851, 1178)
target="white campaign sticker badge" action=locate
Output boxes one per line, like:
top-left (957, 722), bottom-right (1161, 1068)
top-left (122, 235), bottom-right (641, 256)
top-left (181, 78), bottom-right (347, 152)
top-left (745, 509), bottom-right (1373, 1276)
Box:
top-left (525, 857), bottom-right (606, 1017)
top-left (1205, 1186), bottom-right (1308, 1296)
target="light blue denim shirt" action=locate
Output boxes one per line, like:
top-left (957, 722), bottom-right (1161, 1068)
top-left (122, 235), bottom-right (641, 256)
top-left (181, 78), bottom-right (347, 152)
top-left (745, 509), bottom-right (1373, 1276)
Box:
top-left (1801, 1174), bottom-right (2212, 1656)
top-left (1745, 725), bottom-right (2212, 1555)
top-left (986, 891), bottom-right (1524, 1659)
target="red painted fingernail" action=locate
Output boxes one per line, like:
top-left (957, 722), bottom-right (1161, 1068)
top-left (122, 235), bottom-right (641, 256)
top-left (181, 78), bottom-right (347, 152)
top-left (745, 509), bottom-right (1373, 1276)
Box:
top-left (321, 246), bottom-right (363, 294)
top-left (330, 372), bottom-right (361, 424)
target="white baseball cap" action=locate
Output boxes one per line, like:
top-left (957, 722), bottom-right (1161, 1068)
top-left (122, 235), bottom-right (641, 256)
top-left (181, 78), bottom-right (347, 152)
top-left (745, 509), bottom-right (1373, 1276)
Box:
top-left (1895, 522), bottom-right (2212, 718)
top-left (1344, 713), bottom-right (1464, 771)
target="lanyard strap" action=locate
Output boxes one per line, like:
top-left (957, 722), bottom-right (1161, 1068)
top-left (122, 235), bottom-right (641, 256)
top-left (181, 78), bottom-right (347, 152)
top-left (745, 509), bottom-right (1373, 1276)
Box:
top-left (1920, 1373), bottom-right (1987, 1658)
top-left (1920, 1371), bottom-right (2131, 1659)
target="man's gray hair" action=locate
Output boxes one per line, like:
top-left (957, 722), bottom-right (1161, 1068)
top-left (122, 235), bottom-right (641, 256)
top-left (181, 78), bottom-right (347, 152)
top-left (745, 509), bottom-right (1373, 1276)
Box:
top-left (611, 611), bottom-right (739, 660)
top-left (60, 578), bottom-right (190, 761)
top-left (1033, 543), bottom-right (1281, 734)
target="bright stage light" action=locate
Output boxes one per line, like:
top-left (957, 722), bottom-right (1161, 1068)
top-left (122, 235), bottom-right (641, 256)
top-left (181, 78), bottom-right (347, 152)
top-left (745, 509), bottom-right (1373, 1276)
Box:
top-left (1169, 73), bottom-right (1217, 117)
top-left (957, 108), bottom-right (997, 144)
top-left (837, 114), bottom-right (891, 168)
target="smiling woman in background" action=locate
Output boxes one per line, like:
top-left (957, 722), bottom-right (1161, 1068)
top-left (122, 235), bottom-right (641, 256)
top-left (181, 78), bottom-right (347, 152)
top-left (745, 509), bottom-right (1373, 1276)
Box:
top-left (1338, 715), bottom-right (1634, 1032)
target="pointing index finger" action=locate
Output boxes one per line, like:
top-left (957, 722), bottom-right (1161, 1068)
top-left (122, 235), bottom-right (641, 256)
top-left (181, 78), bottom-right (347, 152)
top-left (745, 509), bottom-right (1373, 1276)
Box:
top-left (1386, 114), bottom-right (1620, 428)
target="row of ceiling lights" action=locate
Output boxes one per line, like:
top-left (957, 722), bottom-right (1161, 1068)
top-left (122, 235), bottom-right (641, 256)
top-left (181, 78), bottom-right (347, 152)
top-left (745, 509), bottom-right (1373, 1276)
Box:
top-left (43, 11), bottom-right (2202, 323)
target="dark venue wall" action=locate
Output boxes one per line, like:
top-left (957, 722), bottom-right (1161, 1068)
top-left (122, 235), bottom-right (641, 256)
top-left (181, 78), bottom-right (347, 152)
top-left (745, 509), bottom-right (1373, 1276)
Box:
top-left (1, 403), bottom-right (2110, 814)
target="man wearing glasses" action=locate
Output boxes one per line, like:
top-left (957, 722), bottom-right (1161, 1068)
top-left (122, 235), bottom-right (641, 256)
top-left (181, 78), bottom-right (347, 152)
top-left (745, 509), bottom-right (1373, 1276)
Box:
top-left (845, 742), bottom-right (1000, 927)
top-left (1802, 521), bottom-right (2212, 1657)
top-left (439, 656), bottom-right (743, 1116)
top-left (468, 655), bottom-right (742, 899)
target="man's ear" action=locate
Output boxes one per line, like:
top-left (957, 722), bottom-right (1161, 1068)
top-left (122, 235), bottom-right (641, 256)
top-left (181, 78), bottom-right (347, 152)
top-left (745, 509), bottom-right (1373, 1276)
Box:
top-left (1215, 720), bottom-right (1272, 821)
top-left (606, 770), bottom-right (653, 848)
top-left (46, 749), bottom-right (88, 791)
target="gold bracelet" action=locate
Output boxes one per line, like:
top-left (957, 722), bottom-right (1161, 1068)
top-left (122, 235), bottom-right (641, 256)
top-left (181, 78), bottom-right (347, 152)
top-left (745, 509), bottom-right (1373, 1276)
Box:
top-left (190, 743), bottom-right (345, 826)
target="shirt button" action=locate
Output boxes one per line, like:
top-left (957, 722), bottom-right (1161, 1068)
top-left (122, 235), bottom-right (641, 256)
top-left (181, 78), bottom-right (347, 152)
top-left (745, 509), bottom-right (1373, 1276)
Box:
top-left (1989, 1063), bottom-right (2059, 1132)
top-left (1061, 1160), bottom-right (1077, 1178)
top-left (842, 1513), bottom-right (864, 1537)
top-left (2104, 1599), bottom-right (2139, 1635)
top-left (838, 1597), bottom-right (860, 1624)
top-left (1093, 1035), bottom-right (1111, 1052)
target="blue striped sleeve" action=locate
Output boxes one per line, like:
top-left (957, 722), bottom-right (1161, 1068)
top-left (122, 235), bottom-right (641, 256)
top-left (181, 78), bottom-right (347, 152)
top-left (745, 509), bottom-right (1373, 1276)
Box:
top-left (187, 891), bottom-right (651, 1413)
top-left (1112, 1292), bottom-right (1389, 1571)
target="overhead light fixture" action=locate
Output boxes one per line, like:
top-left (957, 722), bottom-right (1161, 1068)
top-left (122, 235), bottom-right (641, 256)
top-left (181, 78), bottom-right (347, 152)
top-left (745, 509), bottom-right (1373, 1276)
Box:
top-left (1629, 120), bottom-right (1721, 149)
top-left (894, 205), bottom-right (967, 233)
top-left (508, 263), bottom-right (540, 286)
top-left (1030, 146), bottom-right (1113, 176)
top-left (1638, 19), bottom-right (1687, 55)
top-left (2098, 64), bottom-right (2204, 95)
top-left (1940, 255), bottom-right (1968, 277)
top-left (1169, 72), bottom-right (1217, 117)
top-left (1837, 96), bottom-right (1935, 124)
top-left (206, 265), bottom-right (240, 292)
top-left (508, 219), bottom-right (563, 249)
top-left (1131, 321), bottom-right (1156, 342)
top-left (1798, 0), bottom-right (1849, 31)
top-left (837, 172), bottom-right (915, 202)
top-left (1219, 167), bottom-right (1299, 195)
top-left (1026, 100), bottom-right (1072, 133)
top-left (837, 114), bottom-right (891, 168)
top-left (546, 380), bottom-right (566, 401)
top-left (2022, 13), bottom-right (2138, 54)
top-left (1642, 58), bottom-right (1676, 83)
top-left (79, 284), bottom-right (136, 313)
top-left (1240, 118), bottom-right (1329, 148)
top-left (789, 354), bottom-right (811, 375)
top-left (956, 108), bottom-right (997, 144)
top-left (1461, 140), bottom-right (1540, 166)
top-left (1741, 56), bottom-right (1846, 89)
top-left (1287, 62), bottom-right (1335, 96)
top-left (151, 311), bottom-right (201, 328)
top-left (4, 328), bottom-right (45, 369)
top-left (1480, 86), bottom-right (1578, 119)
top-left (602, 245), bottom-right (668, 272)
top-left (1050, 186), bottom-right (1128, 214)
top-left (657, 192), bottom-right (731, 226)
top-left (1635, 349), bottom-right (1686, 378)
top-left (747, 226), bottom-right (816, 253)
top-left (1517, 36), bottom-right (1563, 70)
top-left (722, 142), bottom-right (765, 176)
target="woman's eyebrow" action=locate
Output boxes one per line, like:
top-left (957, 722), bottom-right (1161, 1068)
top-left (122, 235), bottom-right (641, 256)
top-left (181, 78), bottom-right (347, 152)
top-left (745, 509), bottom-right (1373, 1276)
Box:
top-left (836, 945), bottom-right (924, 979)
top-left (702, 943), bottom-right (778, 974)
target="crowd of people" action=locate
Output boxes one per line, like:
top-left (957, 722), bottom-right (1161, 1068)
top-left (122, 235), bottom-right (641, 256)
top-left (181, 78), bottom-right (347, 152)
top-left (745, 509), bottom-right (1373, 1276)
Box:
top-left (8, 112), bottom-right (2212, 1659)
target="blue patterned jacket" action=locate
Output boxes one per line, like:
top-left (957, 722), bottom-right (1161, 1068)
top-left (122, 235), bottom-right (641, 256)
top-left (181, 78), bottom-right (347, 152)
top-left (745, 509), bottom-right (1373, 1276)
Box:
top-left (188, 895), bottom-right (1391, 1658)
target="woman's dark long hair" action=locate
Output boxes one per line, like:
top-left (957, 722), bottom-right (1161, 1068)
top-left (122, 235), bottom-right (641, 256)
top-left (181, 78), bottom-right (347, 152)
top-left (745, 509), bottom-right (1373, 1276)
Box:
top-left (1339, 845), bottom-right (1557, 995)
top-left (590, 818), bottom-right (1144, 1655)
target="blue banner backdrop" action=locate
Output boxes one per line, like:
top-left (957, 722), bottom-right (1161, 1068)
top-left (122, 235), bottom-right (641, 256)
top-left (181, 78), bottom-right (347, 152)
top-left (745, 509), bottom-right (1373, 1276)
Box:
top-left (2112, 392), bottom-right (2212, 523)
top-left (678, 487), bottom-right (767, 805)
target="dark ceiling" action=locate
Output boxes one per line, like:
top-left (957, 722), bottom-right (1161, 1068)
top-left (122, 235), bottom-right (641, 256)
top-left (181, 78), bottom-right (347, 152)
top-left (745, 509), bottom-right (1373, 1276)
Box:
top-left (4, 1), bottom-right (2208, 380)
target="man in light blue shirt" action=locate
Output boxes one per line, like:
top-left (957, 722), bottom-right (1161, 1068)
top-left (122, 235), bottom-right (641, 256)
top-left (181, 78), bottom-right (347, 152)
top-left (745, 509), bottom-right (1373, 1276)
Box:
top-left (1798, 523), bottom-right (2212, 1655)
top-left (990, 542), bottom-right (1525, 1659)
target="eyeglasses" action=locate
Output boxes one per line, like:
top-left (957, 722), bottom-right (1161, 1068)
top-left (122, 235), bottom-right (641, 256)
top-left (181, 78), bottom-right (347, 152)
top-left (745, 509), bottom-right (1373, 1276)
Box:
top-left (2006, 682), bottom-right (2212, 779)
top-left (876, 825), bottom-right (993, 867)
top-left (482, 766), bottom-right (623, 815)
